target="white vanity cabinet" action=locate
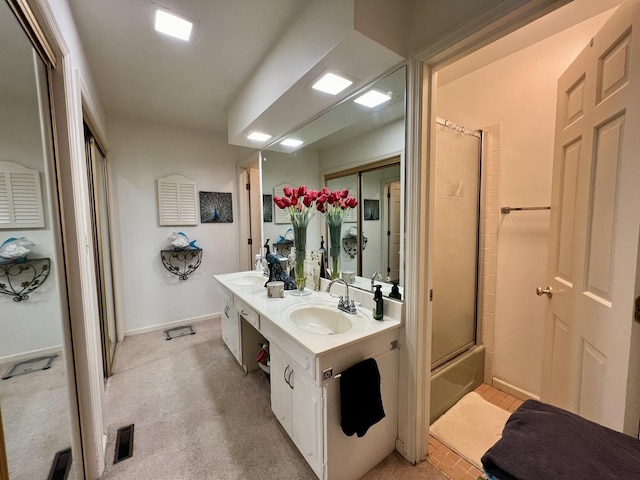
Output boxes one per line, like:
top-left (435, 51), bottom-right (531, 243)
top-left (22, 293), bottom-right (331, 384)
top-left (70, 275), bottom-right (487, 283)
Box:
top-left (214, 273), bottom-right (403, 480)
top-left (218, 285), bottom-right (241, 364)
top-left (270, 343), bottom-right (323, 477)
top-left (218, 285), bottom-right (266, 373)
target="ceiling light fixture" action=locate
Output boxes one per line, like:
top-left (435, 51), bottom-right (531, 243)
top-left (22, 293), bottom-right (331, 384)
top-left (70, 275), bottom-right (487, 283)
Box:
top-left (312, 72), bottom-right (353, 95)
top-left (247, 131), bottom-right (272, 142)
top-left (154, 8), bottom-right (193, 41)
top-left (354, 90), bottom-right (392, 108)
top-left (280, 139), bottom-right (303, 147)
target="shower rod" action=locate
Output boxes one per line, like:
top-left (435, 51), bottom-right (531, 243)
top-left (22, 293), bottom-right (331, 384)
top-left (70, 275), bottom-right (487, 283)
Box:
top-left (500, 206), bottom-right (551, 214)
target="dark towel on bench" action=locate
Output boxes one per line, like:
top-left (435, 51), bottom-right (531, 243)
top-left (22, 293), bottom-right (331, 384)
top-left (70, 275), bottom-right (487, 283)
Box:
top-left (340, 358), bottom-right (385, 437)
top-left (481, 399), bottom-right (640, 480)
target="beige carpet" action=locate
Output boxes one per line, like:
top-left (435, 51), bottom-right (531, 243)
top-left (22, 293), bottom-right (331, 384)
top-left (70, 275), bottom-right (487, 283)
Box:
top-left (429, 391), bottom-right (511, 469)
top-left (101, 318), bottom-right (449, 480)
top-left (0, 355), bottom-right (78, 480)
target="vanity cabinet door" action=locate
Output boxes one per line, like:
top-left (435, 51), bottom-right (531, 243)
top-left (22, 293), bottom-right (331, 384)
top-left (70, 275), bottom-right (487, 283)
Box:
top-left (270, 345), bottom-right (292, 435)
top-left (220, 297), bottom-right (240, 364)
top-left (270, 344), bottom-right (323, 478)
top-left (291, 367), bottom-right (323, 477)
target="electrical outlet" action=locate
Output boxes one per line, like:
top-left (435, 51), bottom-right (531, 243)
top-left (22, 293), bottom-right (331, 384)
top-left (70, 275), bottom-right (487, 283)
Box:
top-left (322, 368), bottom-right (333, 380)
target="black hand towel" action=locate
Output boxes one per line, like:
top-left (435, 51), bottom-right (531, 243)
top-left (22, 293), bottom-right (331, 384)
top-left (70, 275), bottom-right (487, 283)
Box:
top-left (340, 358), bottom-right (385, 437)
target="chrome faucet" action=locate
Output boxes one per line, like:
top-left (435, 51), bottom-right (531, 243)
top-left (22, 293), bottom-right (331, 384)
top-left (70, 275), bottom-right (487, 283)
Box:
top-left (326, 278), bottom-right (357, 314)
top-left (371, 271), bottom-right (383, 291)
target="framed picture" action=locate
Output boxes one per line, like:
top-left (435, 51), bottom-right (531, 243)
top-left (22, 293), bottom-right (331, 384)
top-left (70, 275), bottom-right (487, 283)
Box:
top-left (274, 184), bottom-right (291, 224)
top-left (364, 199), bottom-right (380, 221)
top-left (199, 191), bottom-right (233, 223)
top-left (263, 194), bottom-right (273, 222)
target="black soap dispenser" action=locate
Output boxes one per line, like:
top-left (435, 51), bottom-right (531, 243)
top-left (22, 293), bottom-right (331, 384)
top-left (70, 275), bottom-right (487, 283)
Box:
top-left (373, 285), bottom-right (384, 320)
top-left (389, 281), bottom-right (402, 300)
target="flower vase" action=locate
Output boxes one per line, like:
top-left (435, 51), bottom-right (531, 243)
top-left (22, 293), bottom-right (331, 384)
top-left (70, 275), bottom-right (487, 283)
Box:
top-left (292, 223), bottom-right (311, 296)
top-left (327, 220), bottom-right (342, 279)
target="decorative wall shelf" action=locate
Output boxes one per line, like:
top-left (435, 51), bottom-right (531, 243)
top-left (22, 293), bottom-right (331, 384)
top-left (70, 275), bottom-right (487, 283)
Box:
top-left (0, 257), bottom-right (51, 302)
top-left (272, 240), bottom-right (293, 257)
top-left (342, 234), bottom-right (368, 259)
top-left (160, 249), bottom-right (203, 280)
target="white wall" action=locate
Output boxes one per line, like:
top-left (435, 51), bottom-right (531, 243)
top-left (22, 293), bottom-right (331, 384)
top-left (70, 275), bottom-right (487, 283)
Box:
top-left (319, 119), bottom-right (404, 173)
top-left (436, 13), bottom-right (610, 396)
top-left (109, 115), bottom-right (253, 334)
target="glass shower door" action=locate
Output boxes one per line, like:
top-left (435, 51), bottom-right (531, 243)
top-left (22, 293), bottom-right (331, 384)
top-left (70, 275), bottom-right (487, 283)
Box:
top-left (431, 120), bottom-right (481, 369)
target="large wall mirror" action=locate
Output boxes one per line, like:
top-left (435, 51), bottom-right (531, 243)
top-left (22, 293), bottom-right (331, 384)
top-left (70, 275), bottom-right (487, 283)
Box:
top-left (261, 66), bottom-right (406, 299)
top-left (0, 1), bottom-right (79, 478)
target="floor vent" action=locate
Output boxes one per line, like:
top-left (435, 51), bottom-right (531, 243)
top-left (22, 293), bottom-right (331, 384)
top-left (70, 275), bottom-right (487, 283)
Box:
top-left (164, 325), bottom-right (195, 340)
top-left (2, 354), bottom-right (57, 379)
top-left (114, 424), bottom-right (135, 464)
top-left (47, 447), bottom-right (72, 480)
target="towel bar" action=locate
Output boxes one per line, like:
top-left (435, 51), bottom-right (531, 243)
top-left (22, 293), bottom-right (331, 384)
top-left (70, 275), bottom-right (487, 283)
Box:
top-left (331, 345), bottom-right (399, 379)
top-left (500, 206), bottom-right (550, 214)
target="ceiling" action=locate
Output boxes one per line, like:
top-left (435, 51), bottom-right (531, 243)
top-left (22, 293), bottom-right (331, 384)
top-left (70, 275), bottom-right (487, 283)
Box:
top-left (64, 0), bottom-right (623, 147)
top-left (67, 0), bottom-right (311, 135)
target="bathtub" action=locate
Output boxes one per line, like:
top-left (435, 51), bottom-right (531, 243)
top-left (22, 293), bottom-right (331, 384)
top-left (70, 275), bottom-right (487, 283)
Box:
top-left (430, 344), bottom-right (485, 423)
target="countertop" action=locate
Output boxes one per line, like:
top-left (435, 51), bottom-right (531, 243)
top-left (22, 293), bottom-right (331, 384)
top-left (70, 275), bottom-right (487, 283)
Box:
top-left (214, 271), bottom-right (403, 356)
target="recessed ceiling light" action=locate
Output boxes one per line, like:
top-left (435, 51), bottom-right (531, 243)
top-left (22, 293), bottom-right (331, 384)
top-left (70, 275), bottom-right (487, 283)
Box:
top-left (354, 90), bottom-right (392, 108)
top-left (312, 72), bottom-right (353, 95)
top-left (280, 138), bottom-right (303, 147)
top-left (247, 131), bottom-right (272, 142)
top-left (154, 9), bottom-right (193, 41)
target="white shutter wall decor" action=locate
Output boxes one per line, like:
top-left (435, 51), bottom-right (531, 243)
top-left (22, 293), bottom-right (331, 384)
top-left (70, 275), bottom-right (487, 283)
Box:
top-left (157, 175), bottom-right (198, 226)
top-left (0, 161), bottom-right (44, 229)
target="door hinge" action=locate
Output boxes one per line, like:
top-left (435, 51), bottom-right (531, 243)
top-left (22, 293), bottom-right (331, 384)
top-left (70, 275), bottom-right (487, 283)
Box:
top-left (635, 296), bottom-right (640, 323)
top-left (430, 289), bottom-right (433, 301)
top-left (387, 192), bottom-right (391, 199)
top-left (246, 183), bottom-right (250, 190)
top-left (247, 238), bottom-right (252, 245)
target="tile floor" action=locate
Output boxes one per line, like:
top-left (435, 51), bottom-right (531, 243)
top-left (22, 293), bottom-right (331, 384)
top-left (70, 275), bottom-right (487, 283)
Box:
top-left (427, 384), bottom-right (524, 480)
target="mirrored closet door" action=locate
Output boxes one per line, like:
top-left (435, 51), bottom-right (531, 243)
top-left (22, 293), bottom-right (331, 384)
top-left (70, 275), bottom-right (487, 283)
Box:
top-left (0, 2), bottom-right (79, 478)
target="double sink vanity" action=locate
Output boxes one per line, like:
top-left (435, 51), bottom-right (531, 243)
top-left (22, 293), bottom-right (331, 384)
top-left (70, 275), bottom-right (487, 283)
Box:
top-left (214, 271), bottom-right (403, 480)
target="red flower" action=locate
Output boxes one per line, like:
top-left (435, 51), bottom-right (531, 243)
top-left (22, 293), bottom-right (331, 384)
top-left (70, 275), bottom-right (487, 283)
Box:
top-left (303, 195), bottom-right (313, 207)
top-left (283, 186), bottom-right (293, 197)
top-left (297, 185), bottom-right (307, 197)
top-left (321, 186), bottom-right (329, 195)
top-left (345, 197), bottom-right (357, 208)
top-left (341, 189), bottom-right (349, 198)
top-left (291, 195), bottom-right (298, 206)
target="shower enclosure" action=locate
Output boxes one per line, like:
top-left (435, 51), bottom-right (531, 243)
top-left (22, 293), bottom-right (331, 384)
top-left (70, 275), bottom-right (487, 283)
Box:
top-left (430, 119), bottom-right (484, 422)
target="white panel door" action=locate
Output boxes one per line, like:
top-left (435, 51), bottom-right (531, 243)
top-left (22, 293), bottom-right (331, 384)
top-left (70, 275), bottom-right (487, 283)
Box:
top-left (541, 0), bottom-right (640, 434)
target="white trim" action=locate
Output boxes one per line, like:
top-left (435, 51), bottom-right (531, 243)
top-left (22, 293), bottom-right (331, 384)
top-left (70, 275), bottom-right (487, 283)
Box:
top-left (123, 313), bottom-right (220, 337)
top-left (34, 6), bottom-right (107, 474)
top-left (0, 345), bottom-right (62, 366)
top-left (406, 0), bottom-right (570, 465)
top-left (492, 377), bottom-right (540, 402)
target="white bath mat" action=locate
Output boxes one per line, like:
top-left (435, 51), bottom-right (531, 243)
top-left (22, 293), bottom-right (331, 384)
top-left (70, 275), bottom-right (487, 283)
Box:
top-left (429, 391), bottom-right (511, 469)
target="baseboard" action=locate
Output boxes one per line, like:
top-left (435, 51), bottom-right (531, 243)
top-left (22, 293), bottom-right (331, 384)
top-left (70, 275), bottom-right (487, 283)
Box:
top-left (492, 377), bottom-right (539, 401)
top-left (0, 345), bottom-right (62, 366)
top-left (124, 313), bottom-right (220, 337)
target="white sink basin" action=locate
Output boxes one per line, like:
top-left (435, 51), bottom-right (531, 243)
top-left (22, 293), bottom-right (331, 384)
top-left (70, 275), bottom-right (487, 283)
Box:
top-left (228, 272), bottom-right (266, 286)
top-left (283, 302), bottom-right (369, 335)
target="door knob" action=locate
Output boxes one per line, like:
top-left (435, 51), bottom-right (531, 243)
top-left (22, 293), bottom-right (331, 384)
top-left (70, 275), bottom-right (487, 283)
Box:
top-left (536, 286), bottom-right (553, 298)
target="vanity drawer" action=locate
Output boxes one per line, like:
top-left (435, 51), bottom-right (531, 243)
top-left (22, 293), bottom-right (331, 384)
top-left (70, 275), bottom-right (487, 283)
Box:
top-left (236, 299), bottom-right (260, 330)
top-left (261, 321), bottom-right (316, 382)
